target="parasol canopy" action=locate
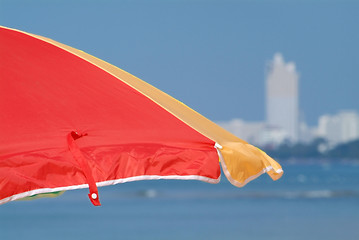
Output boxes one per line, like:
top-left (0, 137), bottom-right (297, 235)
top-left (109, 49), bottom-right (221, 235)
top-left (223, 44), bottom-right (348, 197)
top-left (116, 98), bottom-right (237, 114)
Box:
top-left (0, 26), bottom-right (283, 206)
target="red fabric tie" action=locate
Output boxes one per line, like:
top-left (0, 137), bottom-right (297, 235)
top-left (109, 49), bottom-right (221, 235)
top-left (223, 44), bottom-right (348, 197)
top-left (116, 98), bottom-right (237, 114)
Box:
top-left (67, 131), bottom-right (101, 206)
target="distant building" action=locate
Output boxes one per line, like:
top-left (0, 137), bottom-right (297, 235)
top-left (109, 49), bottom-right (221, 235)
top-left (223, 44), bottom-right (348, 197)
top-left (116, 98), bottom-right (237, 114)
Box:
top-left (218, 119), bottom-right (288, 148)
top-left (317, 111), bottom-right (359, 147)
top-left (219, 53), bottom-right (301, 148)
top-left (266, 53), bottom-right (299, 143)
top-left (217, 119), bottom-right (265, 144)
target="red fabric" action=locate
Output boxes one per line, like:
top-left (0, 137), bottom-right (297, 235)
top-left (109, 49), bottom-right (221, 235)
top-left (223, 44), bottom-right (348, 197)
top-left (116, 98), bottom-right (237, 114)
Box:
top-left (0, 27), bottom-right (220, 204)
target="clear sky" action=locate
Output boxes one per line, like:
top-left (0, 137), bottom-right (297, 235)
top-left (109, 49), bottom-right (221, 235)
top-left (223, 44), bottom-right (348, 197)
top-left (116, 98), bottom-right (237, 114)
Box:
top-left (1, 0), bottom-right (358, 125)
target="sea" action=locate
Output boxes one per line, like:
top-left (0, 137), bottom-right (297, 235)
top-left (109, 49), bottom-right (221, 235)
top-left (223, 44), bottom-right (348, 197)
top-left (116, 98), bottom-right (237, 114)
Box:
top-left (1, 158), bottom-right (358, 240)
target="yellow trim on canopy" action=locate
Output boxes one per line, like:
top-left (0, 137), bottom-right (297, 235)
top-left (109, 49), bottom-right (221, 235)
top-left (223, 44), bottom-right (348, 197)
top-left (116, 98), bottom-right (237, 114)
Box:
top-left (28, 32), bottom-right (283, 187)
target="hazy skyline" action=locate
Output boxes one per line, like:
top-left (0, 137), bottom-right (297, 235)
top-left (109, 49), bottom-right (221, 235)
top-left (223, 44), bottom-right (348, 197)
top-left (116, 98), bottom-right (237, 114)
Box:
top-left (1, 0), bottom-right (358, 125)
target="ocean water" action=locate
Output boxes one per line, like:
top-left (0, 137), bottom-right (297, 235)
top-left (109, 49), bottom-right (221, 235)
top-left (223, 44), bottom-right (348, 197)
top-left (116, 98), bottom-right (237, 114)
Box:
top-left (1, 159), bottom-right (359, 240)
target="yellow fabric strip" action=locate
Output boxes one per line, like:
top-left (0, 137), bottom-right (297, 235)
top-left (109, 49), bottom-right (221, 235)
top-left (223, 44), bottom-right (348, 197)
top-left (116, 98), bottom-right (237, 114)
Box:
top-left (27, 31), bottom-right (283, 187)
top-left (17, 191), bottom-right (65, 201)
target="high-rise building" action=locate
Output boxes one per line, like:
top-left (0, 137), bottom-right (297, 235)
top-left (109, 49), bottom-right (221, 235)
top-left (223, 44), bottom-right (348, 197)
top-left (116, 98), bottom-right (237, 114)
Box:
top-left (266, 53), bottom-right (299, 143)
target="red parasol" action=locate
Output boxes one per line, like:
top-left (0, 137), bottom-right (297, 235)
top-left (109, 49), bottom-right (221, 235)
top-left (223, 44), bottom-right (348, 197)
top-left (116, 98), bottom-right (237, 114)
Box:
top-left (0, 26), bottom-right (283, 206)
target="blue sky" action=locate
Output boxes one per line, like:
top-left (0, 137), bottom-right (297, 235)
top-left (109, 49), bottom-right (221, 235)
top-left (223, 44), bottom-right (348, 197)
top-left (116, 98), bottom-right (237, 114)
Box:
top-left (1, 0), bottom-right (358, 125)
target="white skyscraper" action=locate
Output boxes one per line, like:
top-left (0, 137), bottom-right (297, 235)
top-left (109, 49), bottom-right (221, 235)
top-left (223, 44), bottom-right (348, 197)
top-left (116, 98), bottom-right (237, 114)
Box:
top-left (266, 53), bottom-right (299, 143)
